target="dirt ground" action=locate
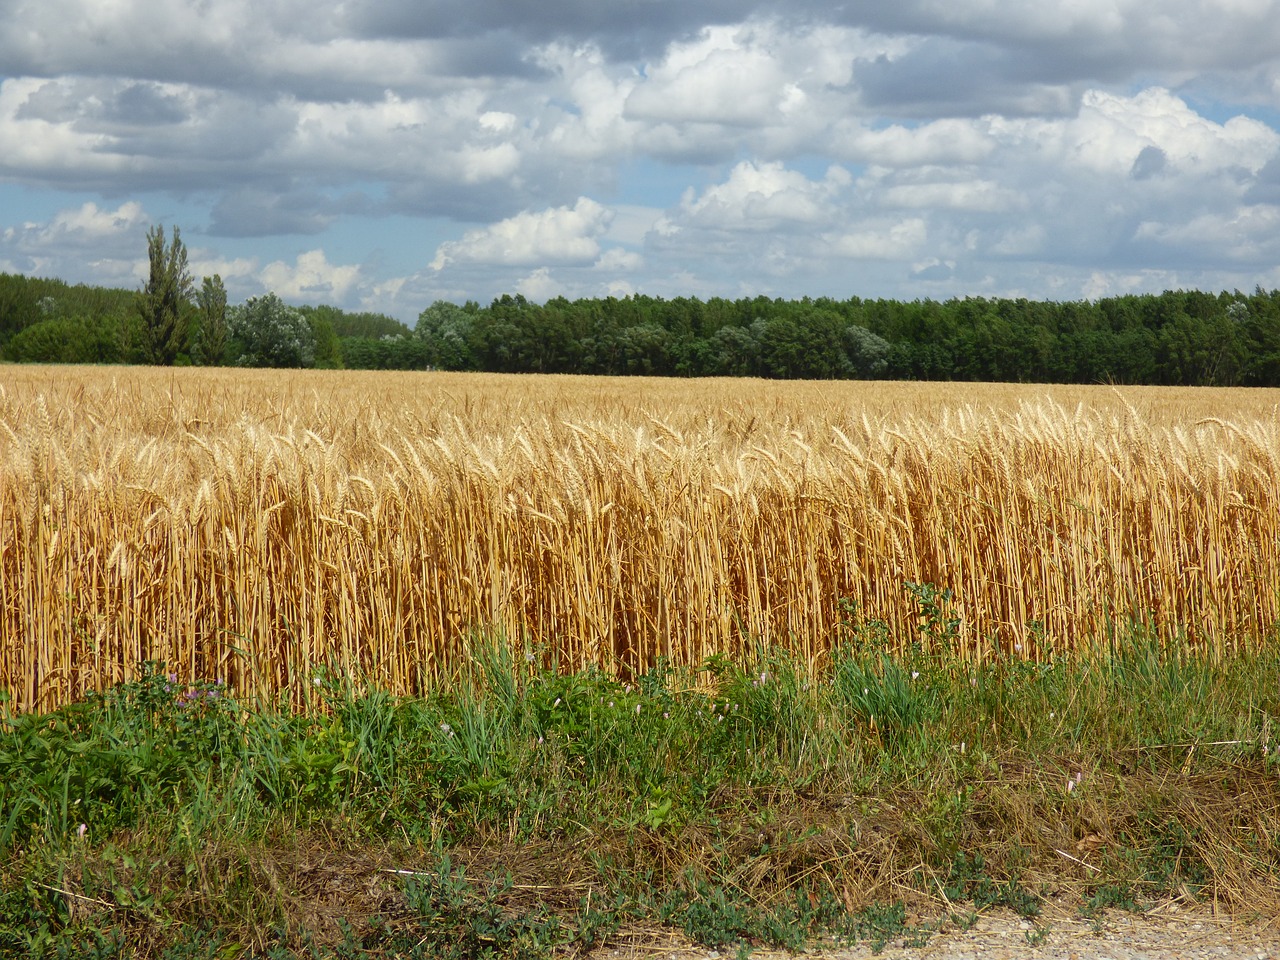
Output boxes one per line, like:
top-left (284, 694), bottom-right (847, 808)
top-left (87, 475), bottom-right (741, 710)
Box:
top-left (586, 903), bottom-right (1280, 960)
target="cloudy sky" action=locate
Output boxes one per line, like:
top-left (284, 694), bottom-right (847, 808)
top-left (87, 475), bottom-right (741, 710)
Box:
top-left (3, 0), bottom-right (1280, 322)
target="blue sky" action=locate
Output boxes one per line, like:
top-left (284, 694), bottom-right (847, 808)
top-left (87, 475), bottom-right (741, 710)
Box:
top-left (2, 0), bottom-right (1280, 324)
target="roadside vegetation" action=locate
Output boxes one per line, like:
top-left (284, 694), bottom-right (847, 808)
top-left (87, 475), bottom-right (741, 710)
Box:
top-left (4, 618), bottom-right (1280, 958)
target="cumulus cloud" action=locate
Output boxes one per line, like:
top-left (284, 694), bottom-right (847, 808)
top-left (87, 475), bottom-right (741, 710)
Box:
top-left (15, 201), bottom-right (151, 248)
top-left (593, 247), bottom-right (644, 271)
top-left (623, 25), bottom-right (801, 126)
top-left (430, 198), bottom-right (613, 269)
top-left (0, 200), bottom-right (152, 284)
top-left (826, 219), bottom-right (929, 260)
top-left (1, 0), bottom-right (1280, 314)
top-left (673, 161), bottom-right (852, 231)
top-left (515, 267), bottom-right (562, 301)
top-left (259, 249), bottom-right (363, 302)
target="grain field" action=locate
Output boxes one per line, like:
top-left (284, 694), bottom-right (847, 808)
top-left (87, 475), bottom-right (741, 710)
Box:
top-left (2, 366), bottom-right (1278, 711)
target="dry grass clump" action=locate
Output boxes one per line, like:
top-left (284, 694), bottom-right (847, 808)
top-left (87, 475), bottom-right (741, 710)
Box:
top-left (2, 367), bottom-right (1279, 711)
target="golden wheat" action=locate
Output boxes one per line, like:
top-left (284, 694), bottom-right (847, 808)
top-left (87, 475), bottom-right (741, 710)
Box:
top-left (2, 367), bottom-right (1279, 711)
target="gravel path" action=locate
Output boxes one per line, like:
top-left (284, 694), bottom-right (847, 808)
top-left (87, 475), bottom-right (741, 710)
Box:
top-left (590, 906), bottom-right (1280, 960)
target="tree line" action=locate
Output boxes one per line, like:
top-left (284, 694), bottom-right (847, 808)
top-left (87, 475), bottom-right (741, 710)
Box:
top-left (3, 228), bottom-right (1280, 385)
top-left (403, 288), bottom-right (1280, 386)
top-left (0, 229), bottom-right (351, 369)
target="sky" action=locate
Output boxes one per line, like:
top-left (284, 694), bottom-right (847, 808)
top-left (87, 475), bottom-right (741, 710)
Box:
top-left (3, 1), bottom-right (1280, 324)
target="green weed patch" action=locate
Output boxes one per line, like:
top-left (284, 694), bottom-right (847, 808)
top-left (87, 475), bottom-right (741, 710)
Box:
top-left (4, 623), bottom-right (1280, 957)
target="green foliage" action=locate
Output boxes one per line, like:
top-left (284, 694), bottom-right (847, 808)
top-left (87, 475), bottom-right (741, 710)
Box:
top-left (415, 300), bottom-right (479, 369)
top-left (193, 275), bottom-right (228, 366)
top-left (6, 266), bottom-right (1280, 384)
top-left (0, 664), bottom-right (242, 851)
top-left (0, 274), bottom-right (136, 362)
top-left (4, 619), bottom-right (1280, 956)
top-left (2, 315), bottom-right (121, 364)
top-left (401, 857), bottom-right (567, 959)
top-left (137, 225), bottom-right (194, 365)
top-left (941, 852), bottom-right (1041, 918)
top-left (649, 876), bottom-right (866, 951)
top-left (1080, 882), bottom-right (1140, 917)
top-left (832, 650), bottom-right (937, 749)
top-left (301, 304), bottom-right (410, 340)
top-left (228, 293), bottom-right (316, 368)
top-left (899, 581), bottom-right (963, 655)
top-left (306, 310), bottom-right (343, 369)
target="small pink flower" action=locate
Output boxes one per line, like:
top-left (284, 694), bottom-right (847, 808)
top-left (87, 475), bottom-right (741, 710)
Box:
top-left (77, 823), bottom-right (88, 839)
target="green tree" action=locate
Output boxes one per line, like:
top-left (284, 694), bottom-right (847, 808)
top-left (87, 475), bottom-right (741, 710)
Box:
top-left (415, 300), bottom-right (478, 369)
top-left (307, 310), bottom-right (343, 368)
top-left (843, 323), bottom-right (891, 377)
top-left (228, 293), bottom-right (316, 367)
top-left (710, 321), bottom-right (762, 376)
top-left (3, 315), bottom-right (120, 364)
top-left (137, 225), bottom-right (194, 365)
top-left (194, 274), bottom-right (228, 366)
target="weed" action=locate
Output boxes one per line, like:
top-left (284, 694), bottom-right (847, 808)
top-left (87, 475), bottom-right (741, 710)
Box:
top-left (942, 852), bottom-right (1041, 918)
top-left (401, 857), bottom-right (567, 959)
top-left (1081, 883), bottom-right (1141, 917)
top-left (1025, 923), bottom-right (1051, 946)
top-left (1, 631), bottom-right (1279, 958)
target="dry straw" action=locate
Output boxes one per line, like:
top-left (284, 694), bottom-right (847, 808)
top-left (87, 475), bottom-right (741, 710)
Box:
top-left (2, 368), bottom-right (1279, 711)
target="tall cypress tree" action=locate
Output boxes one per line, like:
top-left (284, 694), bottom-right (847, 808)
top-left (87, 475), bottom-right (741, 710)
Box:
top-left (195, 273), bottom-right (228, 365)
top-left (138, 225), bottom-right (193, 365)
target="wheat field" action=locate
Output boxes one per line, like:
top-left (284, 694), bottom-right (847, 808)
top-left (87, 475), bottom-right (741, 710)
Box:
top-left (2, 366), bottom-right (1279, 712)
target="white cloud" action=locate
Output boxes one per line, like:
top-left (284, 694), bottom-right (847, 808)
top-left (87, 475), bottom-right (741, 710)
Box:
top-left (259, 249), bottom-right (361, 302)
top-left (26, 201), bottom-right (150, 247)
top-left (1134, 205), bottom-right (1280, 262)
top-left (0, 78), bottom-right (124, 182)
top-left (826, 218), bottom-right (929, 260)
top-left (676, 161), bottom-right (853, 231)
top-left (1, 2), bottom-right (1280, 315)
top-left (624, 26), bottom-right (797, 126)
top-left (430, 198), bottom-right (613, 270)
top-left (835, 118), bottom-right (996, 167)
top-left (593, 247), bottom-right (644, 271)
top-left (515, 267), bottom-right (562, 301)
top-left (0, 199), bottom-right (153, 286)
top-left (479, 111), bottom-right (518, 134)
top-left (880, 179), bottom-right (1023, 213)
top-left (189, 254), bottom-right (259, 284)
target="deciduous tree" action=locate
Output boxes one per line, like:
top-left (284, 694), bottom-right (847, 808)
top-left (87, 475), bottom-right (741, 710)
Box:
top-left (228, 293), bottom-right (316, 368)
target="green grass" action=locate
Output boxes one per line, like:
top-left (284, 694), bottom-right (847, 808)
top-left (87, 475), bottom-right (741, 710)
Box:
top-left (4, 608), bottom-right (1280, 958)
